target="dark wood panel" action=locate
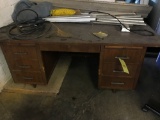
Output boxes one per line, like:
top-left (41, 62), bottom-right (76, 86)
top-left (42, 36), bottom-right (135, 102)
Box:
top-left (2, 44), bottom-right (38, 60)
top-left (10, 59), bottom-right (40, 71)
top-left (102, 46), bottom-right (145, 63)
top-left (11, 71), bottom-right (46, 85)
top-left (102, 63), bottom-right (138, 77)
top-left (99, 76), bottom-right (134, 90)
top-left (99, 45), bottom-right (146, 89)
top-left (41, 51), bottom-right (60, 81)
top-left (39, 43), bottom-right (100, 53)
top-left (1, 43), bottom-right (47, 85)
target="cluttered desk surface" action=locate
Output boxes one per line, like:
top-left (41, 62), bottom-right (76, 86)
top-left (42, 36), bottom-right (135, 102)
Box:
top-left (0, 23), bottom-right (160, 47)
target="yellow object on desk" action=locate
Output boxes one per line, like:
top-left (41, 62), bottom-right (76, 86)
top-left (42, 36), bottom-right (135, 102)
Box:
top-left (119, 58), bottom-right (129, 74)
top-left (93, 31), bottom-right (108, 39)
top-left (51, 8), bottom-right (76, 16)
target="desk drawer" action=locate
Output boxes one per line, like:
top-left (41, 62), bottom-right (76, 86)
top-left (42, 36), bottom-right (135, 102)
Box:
top-left (102, 63), bottom-right (138, 77)
top-left (10, 59), bottom-right (40, 71)
top-left (102, 46), bottom-right (145, 63)
top-left (3, 45), bottom-right (38, 60)
top-left (99, 76), bottom-right (134, 89)
top-left (11, 71), bottom-right (45, 84)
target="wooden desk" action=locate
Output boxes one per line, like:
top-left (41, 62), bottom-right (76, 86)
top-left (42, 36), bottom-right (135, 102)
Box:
top-left (0, 23), bottom-right (160, 90)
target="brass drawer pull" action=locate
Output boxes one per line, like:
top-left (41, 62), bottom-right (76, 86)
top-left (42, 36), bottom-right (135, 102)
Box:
top-left (111, 82), bottom-right (125, 85)
top-left (23, 77), bottom-right (33, 80)
top-left (18, 65), bottom-right (31, 69)
top-left (14, 52), bottom-right (27, 55)
top-left (115, 56), bottom-right (129, 60)
top-left (113, 70), bottom-right (124, 73)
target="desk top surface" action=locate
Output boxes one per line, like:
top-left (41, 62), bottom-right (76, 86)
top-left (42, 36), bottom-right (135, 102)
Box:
top-left (0, 23), bottom-right (160, 47)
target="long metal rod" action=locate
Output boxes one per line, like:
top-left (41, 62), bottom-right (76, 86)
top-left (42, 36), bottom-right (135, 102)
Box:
top-left (97, 21), bottom-right (145, 25)
top-left (94, 21), bottom-right (146, 25)
top-left (97, 18), bottom-right (144, 22)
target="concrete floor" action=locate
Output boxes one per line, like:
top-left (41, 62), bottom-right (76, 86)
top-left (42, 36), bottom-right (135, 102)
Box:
top-left (0, 55), bottom-right (160, 120)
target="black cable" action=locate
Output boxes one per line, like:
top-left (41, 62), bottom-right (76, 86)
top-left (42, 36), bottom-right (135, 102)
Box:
top-left (89, 11), bottom-right (155, 36)
top-left (8, 9), bottom-right (51, 40)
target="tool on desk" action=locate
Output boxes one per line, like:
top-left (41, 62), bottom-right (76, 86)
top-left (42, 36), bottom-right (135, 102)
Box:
top-left (92, 31), bottom-right (108, 39)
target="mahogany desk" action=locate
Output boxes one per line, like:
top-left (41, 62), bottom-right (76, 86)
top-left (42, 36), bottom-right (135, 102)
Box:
top-left (0, 23), bottom-right (160, 90)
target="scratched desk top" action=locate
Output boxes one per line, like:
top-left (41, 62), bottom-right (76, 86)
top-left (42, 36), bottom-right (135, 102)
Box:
top-left (0, 23), bottom-right (160, 47)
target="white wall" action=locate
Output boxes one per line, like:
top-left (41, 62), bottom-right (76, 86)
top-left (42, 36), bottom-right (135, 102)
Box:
top-left (0, 0), bottom-right (20, 28)
top-left (0, 0), bottom-right (20, 92)
top-left (0, 48), bottom-right (11, 92)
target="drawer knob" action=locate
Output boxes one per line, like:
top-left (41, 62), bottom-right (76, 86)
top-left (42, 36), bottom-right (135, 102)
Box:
top-left (111, 82), bottom-right (125, 85)
top-left (115, 56), bottom-right (129, 60)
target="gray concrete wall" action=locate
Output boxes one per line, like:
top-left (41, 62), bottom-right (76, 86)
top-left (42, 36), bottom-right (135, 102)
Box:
top-left (0, 0), bottom-right (20, 92)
